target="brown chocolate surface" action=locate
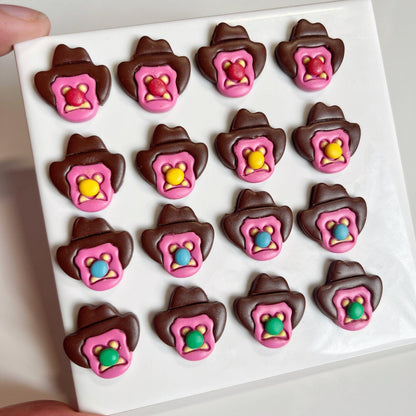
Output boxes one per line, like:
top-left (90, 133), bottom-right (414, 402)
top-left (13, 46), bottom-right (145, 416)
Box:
top-left (136, 124), bottom-right (208, 186)
top-left (49, 134), bottom-right (125, 200)
top-left (275, 19), bottom-right (344, 78)
top-left (215, 109), bottom-right (286, 170)
top-left (64, 304), bottom-right (140, 368)
top-left (297, 183), bottom-right (367, 243)
top-left (35, 44), bottom-right (111, 107)
top-left (154, 286), bottom-right (226, 347)
top-left (222, 189), bottom-right (293, 251)
top-left (196, 22), bottom-right (266, 83)
top-left (314, 260), bottom-right (383, 320)
top-left (141, 204), bottom-right (214, 264)
top-left (235, 274), bottom-right (305, 334)
top-left (293, 102), bottom-right (361, 162)
top-left (118, 36), bottom-right (191, 100)
top-left (57, 217), bottom-right (133, 280)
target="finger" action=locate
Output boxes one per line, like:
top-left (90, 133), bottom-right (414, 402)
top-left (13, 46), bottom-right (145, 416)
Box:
top-left (0, 400), bottom-right (101, 416)
top-left (0, 4), bottom-right (50, 56)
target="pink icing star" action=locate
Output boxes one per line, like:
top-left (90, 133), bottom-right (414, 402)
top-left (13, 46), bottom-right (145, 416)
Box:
top-left (152, 151), bottom-right (196, 199)
top-left (51, 74), bottom-right (99, 122)
top-left (251, 303), bottom-right (293, 348)
top-left (170, 314), bottom-right (215, 361)
top-left (81, 329), bottom-right (133, 378)
top-left (332, 286), bottom-right (373, 331)
top-left (213, 50), bottom-right (255, 97)
top-left (66, 163), bottom-right (113, 212)
top-left (135, 65), bottom-right (179, 112)
top-left (316, 208), bottom-right (358, 253)
top-left (233, 136), bottom-right (275, 183)
top-left (157, 231), bottom-right (203, 277)
top-left (311, 129), bottom-right (351, 173)
top-left (74, 243), bottom-right (123, 291)
top-left (293, 46), bottom-right (333, 91)
top-left (240, 216), bottom-right (283, 260)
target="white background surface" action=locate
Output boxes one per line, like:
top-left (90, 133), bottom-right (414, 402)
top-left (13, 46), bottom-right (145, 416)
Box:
top-left (15, 0), bottom-right (416, 413)
top-left (1, 0), bottom-right (416, 415)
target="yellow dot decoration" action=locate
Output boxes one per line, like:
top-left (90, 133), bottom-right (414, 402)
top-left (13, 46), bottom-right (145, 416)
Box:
top-left (324, 143), bottom-right (342, 159)
top-left (166, 168), bottom-right (184, 186)
top-left (247, 151), bottom-right (264, 170)
top-left (78, 179), bottom-right (100, 197)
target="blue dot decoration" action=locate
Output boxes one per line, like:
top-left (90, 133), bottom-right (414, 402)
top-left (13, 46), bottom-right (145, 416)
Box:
top-left (90, 260), bottom-right (109, 278)
top-left (174, 248), bottom-right (191, 266)
top-left (332, 223), bottom-right (349, 241)
top-left (254, 231), bottom-right (272, 248)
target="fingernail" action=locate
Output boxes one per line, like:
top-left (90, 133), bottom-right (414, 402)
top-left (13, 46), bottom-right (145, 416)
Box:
top-left (0, 4), bottom-right (47, 21)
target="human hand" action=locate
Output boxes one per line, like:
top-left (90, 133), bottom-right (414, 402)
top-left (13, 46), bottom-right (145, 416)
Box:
top-left (0, 4), bottom-right (50, 56)
top-left (0, 400), bottom-right (101, 416)
top-left (0, 6), bottom-right (92, 416)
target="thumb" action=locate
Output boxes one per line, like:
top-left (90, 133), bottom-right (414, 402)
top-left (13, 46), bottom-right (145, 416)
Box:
top-left (0, 400), bottom-right (101, 416)
top-left (0, 4), bottom-right (50, 56)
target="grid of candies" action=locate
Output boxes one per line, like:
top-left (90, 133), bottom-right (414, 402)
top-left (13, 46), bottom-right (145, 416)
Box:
top-left (15, 2), bottom-right (416, 413)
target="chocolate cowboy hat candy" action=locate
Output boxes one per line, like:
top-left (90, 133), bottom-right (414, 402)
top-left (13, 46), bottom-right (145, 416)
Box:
top-left (141, 204), bottom-right (214, 278)
top-left (49, 134), bottom-right (125, 212)
top-left (297, 183), bottom-right (367, 253)
top-left (118, 36), bottom-right (191, 113)
top-left (215, 109), bottom-right (286, 183)
top-left (154, 286), bottom-right (226, 361)
top-left (196, 22), bottom-right (266, 97)
top-left (235, 273), bottom-right (305, 348)
top-left (275, 19), bottom-right (344, 91)
top-left (314, 260), bottom-right (382, 331)
top-left (35, 44), bottom-right (111, 122)
top-left (293, 102), bottom-right (361, 173)
top-left (136, 124), bottom-right (208, 199)
top-left (64, 303), bottom-right (140, 378)
top-left (222, 189), bottom-right (293, 260)
top-left (57, 217), bottom-right (133, 291)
